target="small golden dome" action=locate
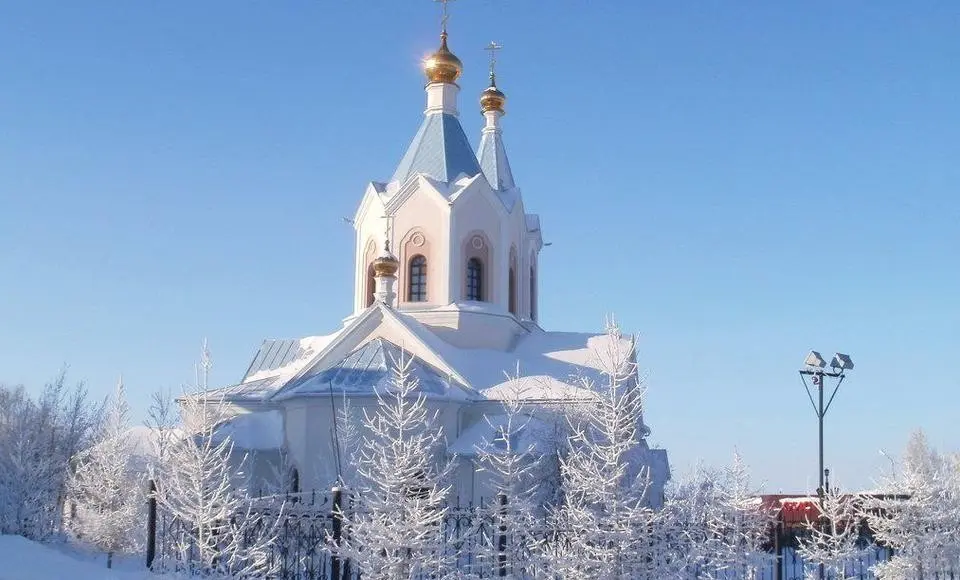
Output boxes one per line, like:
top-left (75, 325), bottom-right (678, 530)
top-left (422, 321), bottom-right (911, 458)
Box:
top-left (480, 80), bottom-right (506, 114)
top-left (424, 31), bottom-right (462, 84)
top-left (372, 243), bottom-right (399, 277)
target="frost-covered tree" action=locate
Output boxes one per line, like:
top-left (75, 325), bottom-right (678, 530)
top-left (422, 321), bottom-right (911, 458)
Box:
top-left (863, 431), bottom-right (960, 579)
top-left (545, 319), bottom-right (660, 579)
top-left (471, 369), bottom-right (548, 578)
top-left (709, 454), bottom-right (775, 579)
top-left (68, 377), bottom-right (144, 567)
top-left (336, 351), bottom-right (454, 580)
top-left (155, 342), bottom-right (281, 578)
top-left (0, 372), bottom-right (101, 539)
top-left (796, 486), bottom-right (865, 580)
top-left (656, 456), bottom-right (772, 579)
top-left (657, 465), bottom-right (726, 578)
top-left (333, 393), bottom-right (363, 488)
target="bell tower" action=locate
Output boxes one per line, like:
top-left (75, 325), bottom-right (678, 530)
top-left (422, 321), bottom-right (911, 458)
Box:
top-left (350, 6), bottom-right (544, 347)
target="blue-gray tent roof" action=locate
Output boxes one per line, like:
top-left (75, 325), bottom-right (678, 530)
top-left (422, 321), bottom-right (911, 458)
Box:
top-left (391, 113), bottom-right (482, 185)
top-left (478, 128), bottom-right (515, 191)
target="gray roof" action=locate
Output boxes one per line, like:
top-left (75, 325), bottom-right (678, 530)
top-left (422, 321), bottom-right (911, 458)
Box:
top-left (276, 338), bottom-right (452, 399)
top-left (243, 339), bottom-right (307, 381)
top-left (391, 113), bottom-right (482, 185)
top-left (477, 129), bottom-right (515, 191)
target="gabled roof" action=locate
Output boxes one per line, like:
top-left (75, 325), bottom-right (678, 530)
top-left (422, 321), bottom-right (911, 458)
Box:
top-left (274, 338), bottom-right (456, 400)
top-left (477, 128), bottom-right (515, 191)
top-left (391, 113), bottom-right (482, 185)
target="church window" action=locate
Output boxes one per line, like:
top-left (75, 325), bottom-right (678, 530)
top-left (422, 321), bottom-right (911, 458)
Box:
top-left (529, 267), bottom-right (537, 321)
top-left (408, 255), bottom-right (427, 302)
top-left (366, 264), bottom-right (376, 307)
top-left (466, 258), bottom-right (483, 301)
top-left (508, 267), bottom-right (517, 315)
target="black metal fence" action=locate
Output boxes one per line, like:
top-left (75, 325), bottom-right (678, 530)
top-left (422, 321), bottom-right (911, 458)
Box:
top-left (147, 487), bottom-right (901, 579)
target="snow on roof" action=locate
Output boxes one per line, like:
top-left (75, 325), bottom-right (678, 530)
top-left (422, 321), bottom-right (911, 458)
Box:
top-left (212, 410), bottom-right (284, 450)
top-left (242, 333), bottom-right (342, 384)
top-left (275, 338), bottom-right (469, 401)
top-left (208, 303), bottom-right (635, 404)
top-left (393, 320), bottom-right (637, 401)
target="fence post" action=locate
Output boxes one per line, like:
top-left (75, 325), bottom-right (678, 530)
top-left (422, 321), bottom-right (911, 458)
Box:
top-left (146, 479), bottom-right (157, 570)
top-left (497, 492), bottom-right (507, 577)
top-left (331, 487), bottom-right (343, 580)
top-left (774, 517), bottom-right (783, 580)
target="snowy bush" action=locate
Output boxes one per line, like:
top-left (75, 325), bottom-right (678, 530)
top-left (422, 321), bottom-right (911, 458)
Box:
top-left (863, 431), bottom-right (960, 579)
top-left (0, 372), bottom-right (102, 540)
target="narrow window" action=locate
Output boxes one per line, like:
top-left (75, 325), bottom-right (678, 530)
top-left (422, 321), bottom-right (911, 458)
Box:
top-left (366, 264), bottom-right (376, 307)
top-left (466, 258), bottom-right (483, 301)
top-left (508, 267), bottom-right (517, 315)
top-left (529, 267), bottom-right (537, 321)
top-left (408, 255), bottom-right (427, 302)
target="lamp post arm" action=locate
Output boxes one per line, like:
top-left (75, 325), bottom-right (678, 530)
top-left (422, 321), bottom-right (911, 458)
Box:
top-left (799, 372), bottom-right (820, 417)
top-left (823, 374), bottom-right (845, 415)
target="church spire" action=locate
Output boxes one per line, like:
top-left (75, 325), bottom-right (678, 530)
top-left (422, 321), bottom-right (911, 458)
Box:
top-left (477, 42), bottom-right (515, 191)
top-left (390, 1), bottom-right (481, 185)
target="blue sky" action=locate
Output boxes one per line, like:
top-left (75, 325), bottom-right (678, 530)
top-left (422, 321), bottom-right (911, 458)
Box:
top-left (1, 1), bottom-right (957, 492)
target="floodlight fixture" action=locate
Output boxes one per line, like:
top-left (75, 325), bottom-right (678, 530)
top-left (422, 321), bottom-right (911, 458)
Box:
top-left (804, 350), bottom-right (826, 369)
top-left (831, 353), bottom-right (854, 371)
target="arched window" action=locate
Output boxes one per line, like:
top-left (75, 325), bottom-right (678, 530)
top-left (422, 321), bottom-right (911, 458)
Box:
top-left (365, 264), bottom-right (376, 307)
top-left (529, 267), bottom-right (537, 321)
top-left (408, 255), bottom-right (427, 302)
top-left (466, 258), bottom-right (483, 301)
top-left (508, 267), bottom-right (517, 315)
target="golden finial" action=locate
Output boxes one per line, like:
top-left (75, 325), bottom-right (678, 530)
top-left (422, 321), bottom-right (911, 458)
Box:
top-left (424, 0), bottom-right (463, 84)
top-left (480, 41), bottom-right (506, 114)
top-left (373, 215), bottom-right (399, 277)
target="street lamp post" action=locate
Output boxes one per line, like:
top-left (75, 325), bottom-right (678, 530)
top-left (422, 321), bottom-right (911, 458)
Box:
top-left (798, 351), bottom-right (854, 496)
top-left (799, 351), bottom-right (853, 580)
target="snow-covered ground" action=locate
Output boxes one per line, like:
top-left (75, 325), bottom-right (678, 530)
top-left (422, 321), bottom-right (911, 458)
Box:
top-left (0, 535), bottom-right (158, 580)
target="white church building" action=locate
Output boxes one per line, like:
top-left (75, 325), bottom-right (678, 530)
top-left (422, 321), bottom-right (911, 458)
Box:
top-left (204, 24), bottom-right (669, 506)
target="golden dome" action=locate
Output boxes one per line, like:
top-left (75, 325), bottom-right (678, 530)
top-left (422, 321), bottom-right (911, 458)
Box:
top-left (372, 244), bottom-right (399, 277)
top-left (480, 79), bottom-right (506, 114)
top-left (424, 31), bottom-right (462, 84)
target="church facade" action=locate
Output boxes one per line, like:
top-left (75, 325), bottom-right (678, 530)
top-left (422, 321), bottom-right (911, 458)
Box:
top-left (205, 25), bottom-right (669, 506)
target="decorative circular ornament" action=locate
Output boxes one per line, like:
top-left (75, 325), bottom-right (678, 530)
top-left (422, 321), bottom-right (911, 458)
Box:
top-left (411, 233), bottom-right (425, 247)
top-left (471, 236), bottom-right (484, 250)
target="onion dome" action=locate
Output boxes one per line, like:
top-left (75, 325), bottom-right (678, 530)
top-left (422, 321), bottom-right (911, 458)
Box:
top-left (424, 31), bottom-right (463, 84)
top-left (480, 74), bottom-right (506, 114)
top-left (372, 241), bottom-right (399, 277)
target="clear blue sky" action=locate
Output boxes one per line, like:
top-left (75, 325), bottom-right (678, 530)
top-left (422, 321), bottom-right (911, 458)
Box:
top-left (1, 1), bottom-right (957, 493)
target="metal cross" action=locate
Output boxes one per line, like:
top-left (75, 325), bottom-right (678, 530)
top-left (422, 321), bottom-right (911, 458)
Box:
top-left (435, 0), bottom-right (455, 32)
top-left (485, 41), bottom-right (503, 79)
top-left (380, 214), bottom-right (393, 252)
